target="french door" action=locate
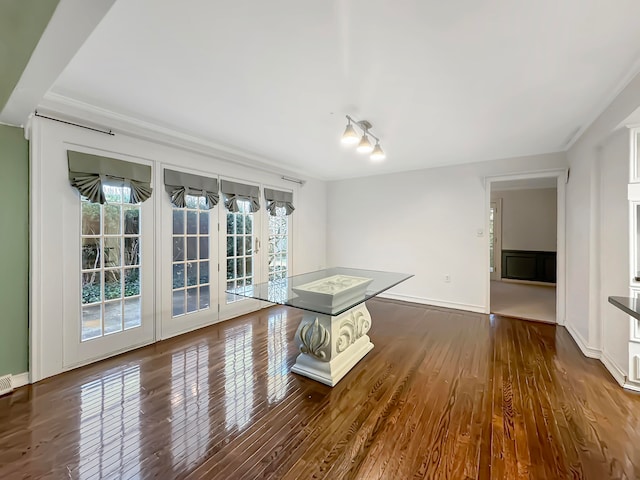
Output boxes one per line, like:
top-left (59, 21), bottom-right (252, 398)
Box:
top-left (219, 198), bottom-right (262, 320)
top-left (64, 183), bottom-right (155, 367)
top-left (161, 193), bottom-right (219, 338)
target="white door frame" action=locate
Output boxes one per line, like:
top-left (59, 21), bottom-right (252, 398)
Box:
top-left (485, 169), bottom-right (568, 325)
top-left (489, 199), bottom-right (502, 281)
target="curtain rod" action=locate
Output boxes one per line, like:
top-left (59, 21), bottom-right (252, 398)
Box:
top-left (34, 111), bottom-right (115, 136)
top-left (281, 175), bottom-right (305, 185)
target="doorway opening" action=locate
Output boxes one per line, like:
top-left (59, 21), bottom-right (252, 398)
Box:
top-left (485, 170), bottom-right (567, 324)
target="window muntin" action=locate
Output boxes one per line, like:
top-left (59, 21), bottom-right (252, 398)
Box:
top-left (172, 195), bottom-right (211, 317)
top-left (80, 185), bottom-right (141, 341)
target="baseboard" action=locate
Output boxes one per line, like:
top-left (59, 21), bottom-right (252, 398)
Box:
top-left (377, 292), bottom-right (486, 314)
top-left (623, 380), bottom-right (640, 392)
top-left (563, 322), bottom-right (601, 359)
top-left (563, 323), bottom-right (634, 388)
top-left (600, 351), bottom-right (627, 387)
top-left (12, 372), bottom-right (30, 388)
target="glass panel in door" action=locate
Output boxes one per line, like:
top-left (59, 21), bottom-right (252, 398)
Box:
top-left (220, 198), bottom-right (261, 319)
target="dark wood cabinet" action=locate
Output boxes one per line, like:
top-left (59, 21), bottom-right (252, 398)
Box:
top-left (501, 250), bottom-right (556, 283)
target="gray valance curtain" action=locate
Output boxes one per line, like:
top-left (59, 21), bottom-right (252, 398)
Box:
top-left (164, 169), bottom-right (219, 209)
top-left (264, 188), bottom-right (294, 215)
top-left (67, 151), bottom-right (152, 204)
top-left (220, 180), bottom-right (260, 213)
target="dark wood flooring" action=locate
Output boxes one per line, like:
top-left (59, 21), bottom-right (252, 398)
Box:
top-left (1, 298), bottom-right (639, 479)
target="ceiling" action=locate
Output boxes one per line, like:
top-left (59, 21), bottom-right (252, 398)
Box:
top-left (0, 0), bottom-right (59, 111)
top-left (17, 1), bottom-right (640, 179)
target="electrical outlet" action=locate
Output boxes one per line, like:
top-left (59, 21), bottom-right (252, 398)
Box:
top-left (444, 274), bottom-right (451, 283)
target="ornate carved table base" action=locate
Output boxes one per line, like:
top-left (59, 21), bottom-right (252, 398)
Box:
top-left (291, 303), bottom-right (373, 386)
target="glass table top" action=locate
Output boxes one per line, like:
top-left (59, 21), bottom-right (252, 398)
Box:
top-left (227, 267), bottom-right (413, 316)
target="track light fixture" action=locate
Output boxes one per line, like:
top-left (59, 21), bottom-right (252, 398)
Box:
top-left (341, 115), bottom-right (385, 161)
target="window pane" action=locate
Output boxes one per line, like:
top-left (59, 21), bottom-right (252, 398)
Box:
top-left (81, 305), bottom-right (102, 341)
top-left (187, 237), bottom-right (197, 260)
top-left (173, 290), bottom-right (185, 317)
top-left (173, 263), bottom-right (185, 289)
top-left (187, 211), bottom-right (198, 234)
top-left (82, 238), bottom-right (101, 270)
top-left (103, 184), bottom-right (122, 203)
top-left (246, 257), bottom-right (252, 277)
top-left (185, 195), bottom-right (198, 209)
top-left (104, 205), bottom-right (121, 235)
top-left (236, 258), bottom-right (244, 277)
top-left (226, 213), bottom-right (234, 234)
top-left (245, 215), bottom-right (252, 234)
top-left (187, 262), bottom-right (198, 287)
top-left (227, 236), bottom-right (234, 257)
top-left (104, 300), bottom-right (123, 334)
top-left (124, 297), bottom-right (141, 330)
top-left (124, 268), bottom-right (140, 297)
top-left (200, 261), bottom-right (209, 284)
top-left (187, 288), bottom-right (198, 313)
top-left (124, 207), bottom-right (140, 234)
top-left (199, 237), bottom-right (209, 259)
top-left (173, 237), bottom-right (184, 261)
top-left (245, 236), bottom-right (252, 256)
top-left (235, 215), bottom-right (244, 234)
top-left (82, 272), bottom-right (102, 304)
top-left (124, 237), bottom-right (140, 266)
top-left (199, 286), bottom-right (210, 309)
top-left (236, 237), bottom-right (244, 257)
top-left (199, 212), bottom-right (209, 234)
top-left (173, 210), bottom-right (184, 234)
top-left (82, 202), bottom-right (101, 235)
top-left (227, 259), bottom-right (234, 279)
top-left (104, 269), bottom-right (122, 300)
top-left (104, 238), bottom-right (122, 267)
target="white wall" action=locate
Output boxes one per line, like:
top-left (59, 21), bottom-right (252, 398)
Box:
top-left (565, 72), bottom-right (640, 384)
top-left (598, 129), bottom-right (629, 378)
top-left (327, 152), bottom-right (567, 313)
top-left (491, 188), bottom-right (557, 252)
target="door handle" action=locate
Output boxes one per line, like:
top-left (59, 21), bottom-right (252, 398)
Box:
top-left (255, 237), bottom-right (260, 254)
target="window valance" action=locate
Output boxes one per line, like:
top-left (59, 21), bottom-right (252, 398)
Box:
top-left (264, 188), bottom-right (294, 215)
top-left (220, 180), bottom-right (260, 213)
top-left (67, 150), bottom-right (152, 204)
top-left (164, 169), bottom-right (219, 209)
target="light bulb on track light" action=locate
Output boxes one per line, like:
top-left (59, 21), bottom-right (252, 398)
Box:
top-left (341, 122), bottom-right (359, 145)
top-left (356, 134), bottom-right (373, 153)
top-left (370, 142), bottom-right (385, 161)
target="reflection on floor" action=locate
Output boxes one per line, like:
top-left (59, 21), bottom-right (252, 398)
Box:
top-left (2, 300), bottom-right (640, 478)
top-left (490, 280), bottom-right (556, 323)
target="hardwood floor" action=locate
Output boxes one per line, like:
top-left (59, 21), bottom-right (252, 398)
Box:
top-left (1, 298), bottom-right (639, 479)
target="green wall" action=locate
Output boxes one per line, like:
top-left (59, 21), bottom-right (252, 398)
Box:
top-left (0, 125), bottom-right (29, 375)
top-left (0, 0), bottom-right (60, 110)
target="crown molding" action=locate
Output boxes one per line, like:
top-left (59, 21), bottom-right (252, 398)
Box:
top-left (37, 92), bottom-right (322, 182)
top-left (565, 53), bottom-right (640, 151)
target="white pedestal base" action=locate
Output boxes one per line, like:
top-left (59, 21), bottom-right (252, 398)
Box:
top-left (291, 303), bottom-right (374, 387)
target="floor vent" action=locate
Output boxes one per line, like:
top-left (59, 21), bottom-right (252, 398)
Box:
top-left (0, 374), bottom-right (13, 396)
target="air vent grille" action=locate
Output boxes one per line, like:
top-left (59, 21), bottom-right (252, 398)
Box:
top-left (0, 374), bottom-right (12, 396)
